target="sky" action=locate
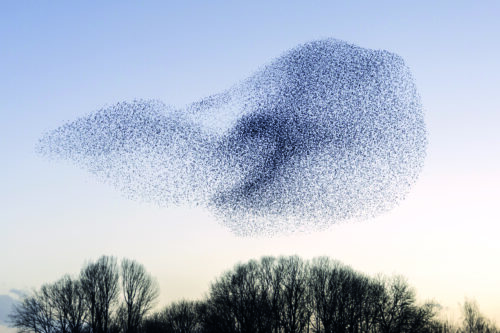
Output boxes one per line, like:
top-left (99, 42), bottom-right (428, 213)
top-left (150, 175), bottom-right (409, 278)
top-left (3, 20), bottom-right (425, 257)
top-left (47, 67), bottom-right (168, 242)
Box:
top-left (1, 0), bottom-right (499, 329)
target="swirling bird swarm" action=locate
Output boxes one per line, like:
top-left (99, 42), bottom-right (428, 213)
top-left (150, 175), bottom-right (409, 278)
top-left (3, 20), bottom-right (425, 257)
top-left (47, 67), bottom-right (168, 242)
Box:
top-left (38, 39), bottom-right (426, 236)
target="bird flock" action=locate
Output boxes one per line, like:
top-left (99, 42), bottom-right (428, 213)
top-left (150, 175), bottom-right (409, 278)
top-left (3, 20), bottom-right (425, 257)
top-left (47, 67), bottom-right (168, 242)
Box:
top-left (38, 39), bottom-right (426, 236)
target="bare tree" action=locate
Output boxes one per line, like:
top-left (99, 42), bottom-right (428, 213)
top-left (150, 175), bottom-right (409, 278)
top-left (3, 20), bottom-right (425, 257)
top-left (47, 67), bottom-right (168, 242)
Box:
top-left (461, 298), bottom-right (500, 333)
top-left (43, 276), bottom-right (87, 333)
top-left (142, 311), bottom-right (168, 333)
top-left (277, 256), bottom-right (311, 333)
top-left (373, 275), bottom-right (439, 333)
top-left (258, 256), bottom-right (283, 333)
top-left (80, 256), bottom-right (120, 333)
top-left (205, 260), bottom-right (264, 333)
top-left (161, 300), bottom-right (202, 333)
top-left (9, 290), bottom-right (55, 333)
top-left (120, 258), bottom-right (159, 333)
top-left (309, 257), bottom-right (374, 333)
top-left (373, 276), bottom-right (414, 333)
top-left (203, 258), bottom-right (287, 333)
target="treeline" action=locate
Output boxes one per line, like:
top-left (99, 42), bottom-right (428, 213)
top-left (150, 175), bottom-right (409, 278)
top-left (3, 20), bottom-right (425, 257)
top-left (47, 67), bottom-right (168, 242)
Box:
top-left (10, 256), bottom-right (499, 333)
top-left (144, 256), bottom-right (498, 333)
top-left (10, 256), bottom-right (159, 333)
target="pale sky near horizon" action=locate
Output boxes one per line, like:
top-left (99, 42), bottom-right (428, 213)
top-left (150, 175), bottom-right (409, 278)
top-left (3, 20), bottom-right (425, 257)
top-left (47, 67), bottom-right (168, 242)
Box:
top-left (1, 1), bottom-right (499, 329)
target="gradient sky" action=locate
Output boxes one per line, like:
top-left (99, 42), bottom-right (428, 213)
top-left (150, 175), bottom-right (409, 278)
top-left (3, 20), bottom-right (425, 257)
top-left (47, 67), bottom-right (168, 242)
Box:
top-left (1, 1), bottom-right (499, 329)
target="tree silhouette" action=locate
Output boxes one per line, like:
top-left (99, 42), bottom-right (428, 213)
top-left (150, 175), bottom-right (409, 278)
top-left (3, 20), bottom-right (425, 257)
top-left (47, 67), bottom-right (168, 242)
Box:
top-left (120, 259), bottom-right (159, 333)
top-left (9, 255), bottom-right (500, 333)
top-left (277, 256), bottom-right (311, 333)
top-left (10, 289), bottom-right (55, 333)
top-left (203, 259), bottom-right (273, 333)
top-left (461, 298), bottom-right (499, 333)
top-left (80, 256), bottom-right (120, 333)
top-left (44, 276), bottom-right (87, 333)
top-left (163, 300), bottom-right (202, 333)
top-left (373, 275), bottom-right (438, 333)
top-left (309, 257), bottom-right (376, 333)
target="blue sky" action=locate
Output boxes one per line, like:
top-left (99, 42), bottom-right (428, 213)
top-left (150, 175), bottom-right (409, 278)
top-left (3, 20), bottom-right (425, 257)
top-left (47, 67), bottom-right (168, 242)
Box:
top-left (1, 1), bottom-right (499, 327)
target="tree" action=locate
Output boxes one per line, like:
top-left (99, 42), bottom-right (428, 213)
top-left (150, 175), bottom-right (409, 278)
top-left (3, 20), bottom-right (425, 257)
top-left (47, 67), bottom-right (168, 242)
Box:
top-left (44, 276), bottom-right (87, 333)
top-left (461, 299), bottom-right (500, 333)
top-left (80, 256), bottom-right (120, 333)
top-left (142, 311), bottom-right (168, 333)
top-left (257, 256), bottom-right (283, 333)
top-left (161, 300), bottom-right (202, 333)
top-left (204, 260), bottom-right (271, 333)
top-left (120, 258), bottom-right (159, 333)
top-left (309, 257), bottom-right (376, 333)
top-left (9, 277), bottom-right (87, 333)
top-left (277, 256), bottom-right (311, 333)
top-left (9, 290), bottom-right (55, 333)
top-left (373, 275), bottom-right (438, 333)
top-left (200, 256), bottom-right (288, 333)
